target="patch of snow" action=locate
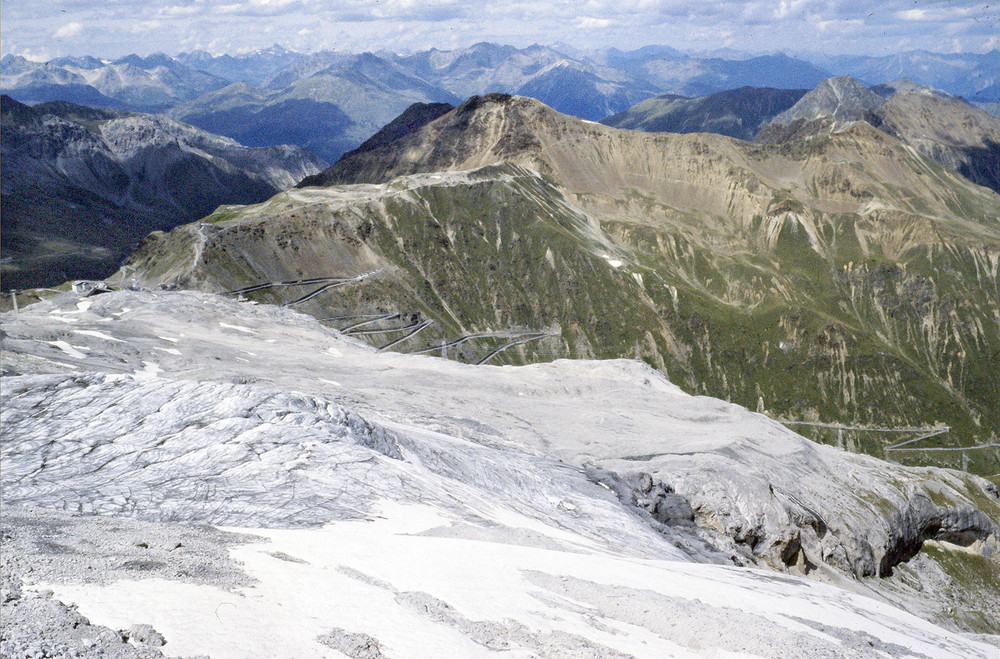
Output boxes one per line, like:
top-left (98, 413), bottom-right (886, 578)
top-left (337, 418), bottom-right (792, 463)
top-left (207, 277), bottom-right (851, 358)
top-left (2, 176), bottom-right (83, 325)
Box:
top-left (41, 501), bottom-right (994, 659)
top-left (133, 361), bottom-right (162, 381)
top-left (48, 341), bottom-right (90, 359)
top-left (219, 322), bottom-right (256, 334)
top-left (600, 253), bottom-right (623, 268)
top-left (73, 330), bottom-right (124, 343)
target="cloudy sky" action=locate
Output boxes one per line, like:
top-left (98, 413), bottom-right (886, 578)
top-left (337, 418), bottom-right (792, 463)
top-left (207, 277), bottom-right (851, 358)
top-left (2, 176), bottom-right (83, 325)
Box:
top-left (2, 0), bottom-right (997, 61)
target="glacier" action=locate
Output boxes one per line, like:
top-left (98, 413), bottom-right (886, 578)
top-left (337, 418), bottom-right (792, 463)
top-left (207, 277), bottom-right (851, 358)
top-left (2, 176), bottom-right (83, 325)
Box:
top-left (2, 289), bottom-right (998, 657)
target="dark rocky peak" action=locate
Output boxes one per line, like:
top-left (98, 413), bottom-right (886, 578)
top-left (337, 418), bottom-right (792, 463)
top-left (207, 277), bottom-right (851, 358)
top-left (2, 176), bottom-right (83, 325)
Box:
top-left (33, 99), bottom-right (128, 124)
top-left (602, 86), bottom-right (807, 141)
top-left (769, 75), bottom-right (885, 126)
top-left (0, 94), bottom-right (39, 126)
top-left (298, 101), bottom-right (455, 187)
top-left (342, 101), bottom-right (454, 157)
top-left (455, 93), bottom-right (516, 115)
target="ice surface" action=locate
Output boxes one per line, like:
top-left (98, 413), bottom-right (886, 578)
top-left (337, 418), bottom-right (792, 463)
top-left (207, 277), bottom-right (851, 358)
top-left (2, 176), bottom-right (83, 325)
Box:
top-left (2, 289), bottom-right (998, 656)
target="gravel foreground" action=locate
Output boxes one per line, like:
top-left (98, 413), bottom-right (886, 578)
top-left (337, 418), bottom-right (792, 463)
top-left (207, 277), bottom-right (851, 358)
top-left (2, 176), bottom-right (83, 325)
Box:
top-left (1, 506), bottom-right (254, 659)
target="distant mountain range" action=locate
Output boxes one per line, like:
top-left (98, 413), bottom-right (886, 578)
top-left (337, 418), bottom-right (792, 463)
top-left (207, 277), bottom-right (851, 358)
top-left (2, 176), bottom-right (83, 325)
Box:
top-left (5, 44), bottom-right (996, 161)
top-left (805, 49), bottom-right (1000, 104)
top-left (0, 95), bottom-right (326, 289)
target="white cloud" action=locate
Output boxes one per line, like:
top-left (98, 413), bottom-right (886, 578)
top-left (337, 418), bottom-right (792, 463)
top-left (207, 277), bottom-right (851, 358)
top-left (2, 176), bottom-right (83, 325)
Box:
top-left (575, 17), bottom-right (614, 29)
top-left (897, 9), bottom-right (927, 21)
top-left (53, 22), bottom-right (84, 39)
top-left (159, 5), bottom-right (201, 17)
top-left (13, 46), bottom-right (53, 62)
top-left (2, 0), bottom-right (997, 60)
top-left (129, 20), bottom-right (163, 34)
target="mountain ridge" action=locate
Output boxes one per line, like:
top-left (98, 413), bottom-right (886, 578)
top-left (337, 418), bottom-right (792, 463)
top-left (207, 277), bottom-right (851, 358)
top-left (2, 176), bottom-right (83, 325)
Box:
top-left (127, 94), bottom-right (1000, 475)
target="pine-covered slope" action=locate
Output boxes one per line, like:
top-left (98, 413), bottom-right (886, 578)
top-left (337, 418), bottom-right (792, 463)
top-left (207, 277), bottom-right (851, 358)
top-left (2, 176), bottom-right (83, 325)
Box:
top-left (123, 94), bottom-right (1000, 475)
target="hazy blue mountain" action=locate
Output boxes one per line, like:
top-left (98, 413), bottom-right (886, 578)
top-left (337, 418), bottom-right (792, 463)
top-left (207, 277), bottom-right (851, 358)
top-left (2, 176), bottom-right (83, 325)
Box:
top-left (595, 50), bottom-right (832, 97)
top-left (812, 50), bottom-right (1000, 103)
top-left (170, 53), bottom-right (459, 161)
top-left (388, 43), bottom-right (659, 120)
top-left (175, 45), bottom-right (302, 86)
top-left (601, 86), bottom-right (807, 140)
top-left (48, 55), bottom-right (106, 70)
top-left (172, 92), bottom-right (357, 163)
top-left (515, 60), bottom-right (659, 121)
top-left (1, 53), bottom-right (230, 112)
top-left (389, 42), bottom-right (568, 98)
top-left (2, 81), bottom-right (127, 110)
top-left (260, 50), bottom-right (355, 89)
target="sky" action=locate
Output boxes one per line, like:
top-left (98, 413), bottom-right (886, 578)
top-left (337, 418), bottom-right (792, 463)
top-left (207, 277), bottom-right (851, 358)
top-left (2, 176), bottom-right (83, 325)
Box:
top-left (1, 0), bottom-right (998, 61)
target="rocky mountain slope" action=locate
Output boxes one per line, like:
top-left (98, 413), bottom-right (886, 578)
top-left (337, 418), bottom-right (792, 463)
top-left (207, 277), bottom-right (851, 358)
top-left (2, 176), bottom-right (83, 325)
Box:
top-left (767, 75), bottom-right (886, 126)
top-left (759, 77), bottom-right (1000, 194)
top-left (122, 94), bottom-right (1000, 477)
top-left (603, 76), bottom-right (1000, 194)
top-left (600, 86), bottom-right (808, 140)
top-left (2, 288), bottom-right (998, 652)
top-left (874, 83), bottom-right (1000, 195)
top-left (0, 96), bottom-right (326, 289)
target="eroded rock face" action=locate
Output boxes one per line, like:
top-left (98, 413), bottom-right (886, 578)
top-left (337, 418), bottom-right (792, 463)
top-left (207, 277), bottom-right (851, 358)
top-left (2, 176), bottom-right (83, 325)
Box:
top-left (633, 473), bottom-right (696, 526)
top-left (879, 494), bottom-right (997, 577)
